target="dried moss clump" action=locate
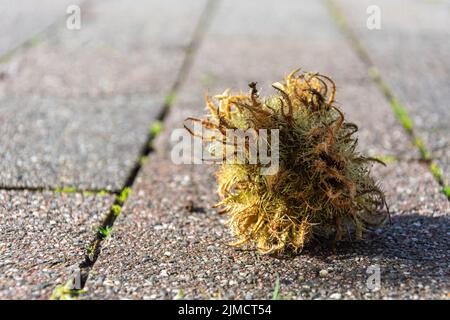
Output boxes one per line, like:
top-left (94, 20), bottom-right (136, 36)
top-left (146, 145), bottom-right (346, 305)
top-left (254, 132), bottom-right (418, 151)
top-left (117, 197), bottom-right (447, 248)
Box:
top-left (185, 69), bottom-right (388, 254)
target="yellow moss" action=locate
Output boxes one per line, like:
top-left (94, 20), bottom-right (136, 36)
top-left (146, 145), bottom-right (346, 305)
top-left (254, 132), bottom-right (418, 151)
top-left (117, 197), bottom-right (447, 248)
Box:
top-left (185, 69), bottom-right (388, 254)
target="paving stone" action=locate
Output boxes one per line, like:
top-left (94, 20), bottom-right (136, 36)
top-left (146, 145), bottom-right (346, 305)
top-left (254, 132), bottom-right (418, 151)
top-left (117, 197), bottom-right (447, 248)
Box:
top-left (162, 0), bottom-right (417, 160)
top-left (0, 0), bottom-right (80, 57)
top-left (0, 190), bottom-right (113, 299)
top-left (0, 0), bottom-right (207, 98)
top-left (0, 96), bottom-right (163, 191)
top-left (0, 0), bottom-right (207, 190)
top-left (84, 155), bottom-right (449, 299)
top-left (333, 0), bottom-right (450, 184)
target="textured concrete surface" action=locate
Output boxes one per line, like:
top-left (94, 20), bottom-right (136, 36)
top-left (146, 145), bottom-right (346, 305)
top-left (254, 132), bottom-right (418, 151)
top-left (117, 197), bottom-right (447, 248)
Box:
top-left (167, 0), bottom-right (417, 160)
top-left (0, 0), bottom-right (207, 190)
top-left (80, 0), bottom-right (448, 299)
top-left (0, 0), bottom-right (81, 57)
top-left (0, 0), bottom-right (448, 301)
top-left (0, 96), bottom-right (163, 191)
top-left (83, 156), bottom-right (449, 299)
top-left (0, 191), bottom-right (113, 299)
top-left (333, 0), bottom-right (450, 184)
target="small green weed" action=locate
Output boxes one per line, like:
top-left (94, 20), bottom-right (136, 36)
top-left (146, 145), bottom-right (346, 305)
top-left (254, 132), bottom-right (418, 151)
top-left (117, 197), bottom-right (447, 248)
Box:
top-left (117, 187), bottom-right (131, 205)
top-left (272, 277), bottom-right (282, 300)
top-left (164, 94), bottom-right (177, 107)
top-left (111, 204), bottom-right (121, 217)
top-left (98, 226), bottom-right (113, 238)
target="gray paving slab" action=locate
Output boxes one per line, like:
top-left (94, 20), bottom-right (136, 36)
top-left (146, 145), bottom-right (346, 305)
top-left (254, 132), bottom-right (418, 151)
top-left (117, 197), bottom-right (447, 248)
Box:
top-left (0, 0), bottom-right (81, 57)
top-left (162, 0), bottom-right (418, 160)
top-left (0, 0), bottom-right (207, 190)
top-left (333, 0), bottom-right (450, 184)
top-left (0, 190), bottom-right (113, 299)
top-left (83, 155), bottom-right (449, 299)
top-left (0, 0), bottom-right (207, 98)
top-left (0, 95), bottom-right (163, 191)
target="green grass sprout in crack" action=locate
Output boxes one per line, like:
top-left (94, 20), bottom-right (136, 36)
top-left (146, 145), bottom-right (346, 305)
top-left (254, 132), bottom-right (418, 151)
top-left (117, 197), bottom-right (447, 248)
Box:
top-left (443, 185), bottom-right (450, 198)
top-left (30, 34), bottom-right (44, 47)
top-left (55, 186), bottom-right (78, 193)
top-left (86, 243), bottom-right (95, 257)
top-left (117, 187), bottom-right (131, 205)
top-left (430, 162), bottom-right (443, 181)
top-left (98, 226), bottom-right (113, 238)
top-left (185, 69), bottom-right (389, 254)
top-left (140, 155), bottom-right (149, 166)
top-left (150, 120), bottom-right (164, 137)
top-left (111, 204), bottom-right (122, 217)
top-left (97, 190), bottom-right (110, 196)
top-left (391, 99), bottom-right (413, 133)
top-left (50, 279), bottom-right (85, 300)
top-left (414, 138), bottom-right (431, 160)
top-left (391, 100), bottom-right (414, 134)
top-left (164, 93), bottom-right (177, 107)
top-left (55, 187), bottom-right (111, 197)
top-left (429, 163), bottom-right (450, 198)
top-left (175, 289), bottom-right (186, 300)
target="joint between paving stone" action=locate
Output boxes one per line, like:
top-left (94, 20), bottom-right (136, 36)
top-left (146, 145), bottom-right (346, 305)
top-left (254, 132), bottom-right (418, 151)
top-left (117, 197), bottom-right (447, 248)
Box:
top-left (49, 186), bottom-right (130, 300)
